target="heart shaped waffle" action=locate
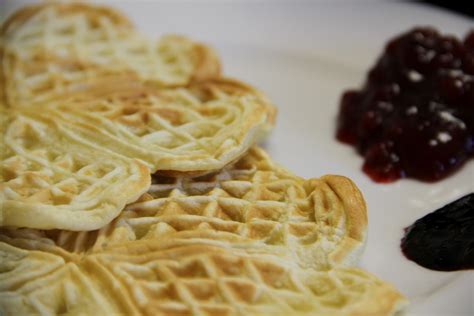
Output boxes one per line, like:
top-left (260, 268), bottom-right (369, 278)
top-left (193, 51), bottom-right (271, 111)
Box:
top-left (0, 148), bottom-right (405, 315)
top-left (1, 2), bottom-right (220, 107)
top-left (1, 147), bottom-right (366, 265)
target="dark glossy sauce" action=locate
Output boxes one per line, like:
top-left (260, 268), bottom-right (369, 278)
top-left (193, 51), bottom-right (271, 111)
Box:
top-left (401, 193), bottom-right (474, 271)
top-left (336, 27), bottom-right (474, 182)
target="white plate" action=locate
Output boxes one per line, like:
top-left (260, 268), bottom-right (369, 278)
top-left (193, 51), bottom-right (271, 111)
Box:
top-left (3, 1), bottom-right (474, 315)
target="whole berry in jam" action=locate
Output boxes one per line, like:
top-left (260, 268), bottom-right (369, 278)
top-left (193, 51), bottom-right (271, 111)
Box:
top-left (336, 27), bottom-right (474, 183)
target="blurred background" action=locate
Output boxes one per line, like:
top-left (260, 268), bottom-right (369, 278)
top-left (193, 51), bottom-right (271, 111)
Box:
top-left (423, 1), bottom-right (474, 18)
top-left (2, 1), bottom-right (474, 21)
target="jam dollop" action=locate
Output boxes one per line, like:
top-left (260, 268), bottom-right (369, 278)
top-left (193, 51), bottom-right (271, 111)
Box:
top-left (401, 193), bottom-right (474, 271)
top-left (336, 27), bottom-right (474, 182)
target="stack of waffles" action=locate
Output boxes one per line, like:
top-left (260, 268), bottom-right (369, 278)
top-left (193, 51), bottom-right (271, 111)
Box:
top-left (0, 3), bottom-right (407, 315)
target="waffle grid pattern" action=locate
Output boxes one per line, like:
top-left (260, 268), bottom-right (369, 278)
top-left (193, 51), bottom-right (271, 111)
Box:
top-left (0, 239), bottom-right (403, 316)
top-left (2, 3), bottom-right (219, 106)
top-left (120, 155), bottom-right (344, 267)
top-left (33, 81), bottom-right (273, 173)
top-left (1, 148), bottom-right (359, 270)
top-left (2, 116), bottom-right (109, 205)
top-left (1, 2), bottom-right (275, 230)
top-left (0, 3), bottom-right (406, 315)
top-left (94, 245), bottom-right (397, 315)
top-left (0, 112), bottom-right (150, 230)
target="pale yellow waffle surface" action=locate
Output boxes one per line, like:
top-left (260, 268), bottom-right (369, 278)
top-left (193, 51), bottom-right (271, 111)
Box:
top-left (0, 79), bottom-right (275, 230)
top-left (0, 108), bottom-right (150, 230)
top-left (1, 2), bottom-right (275, 175)
top-left (118, 146), bottom-right (366, 268)
top-left (0, 3), bottom-right (406, 314)
top-left (0, 147), bottom-right (367, 267)
top-left (0, 107), bottom-right (406, 314)
top-left (0, 239), bottom-right (405, 316)
top-left (1, 2), bottom-right (220, 106)
top-left (0, 147), bottom-right (404, 315)
top-left (0, 101), bottom-right (407, 314)
top-left (0, 147), bottom-right (405, 314)
top-left (27, 78), bottom-right (276, 175)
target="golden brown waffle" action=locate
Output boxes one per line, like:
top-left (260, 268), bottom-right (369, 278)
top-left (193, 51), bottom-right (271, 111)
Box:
top-left (0, 108), bottom-right (150, 230)
top-left (0, 78), bottom-right (275, 230)
top-left (0, 148), bottom-right (405, 315)
top-left (0, 147), bottom-right (366, 267)
top-left (1, 2), bottom-right (220, 107)
top-left (0, 239), bottom-right (405, 316)
top-left (0, 3), bottom-right (406, 314)
top-left (119, 147), bottom-right (368, 268)
top-left (24, 78), bottom-right (276, 174)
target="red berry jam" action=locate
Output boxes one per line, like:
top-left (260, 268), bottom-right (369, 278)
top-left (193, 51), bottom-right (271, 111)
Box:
top-left (401, 193), bottom-right (474, 271)
top-left (336, 27), bottom-right (474, 182)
